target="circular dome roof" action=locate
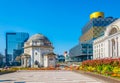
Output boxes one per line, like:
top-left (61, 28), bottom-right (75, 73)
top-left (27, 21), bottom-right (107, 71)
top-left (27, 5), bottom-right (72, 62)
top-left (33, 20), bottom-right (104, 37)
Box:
top-left (90, 12), bottom-right (104, 19)
top-left (27, 33), bottom-right (50, 42)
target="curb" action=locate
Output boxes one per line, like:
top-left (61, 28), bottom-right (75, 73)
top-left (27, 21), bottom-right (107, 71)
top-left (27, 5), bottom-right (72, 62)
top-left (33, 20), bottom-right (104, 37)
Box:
top-left (0, 71), bottom-right (16, 75)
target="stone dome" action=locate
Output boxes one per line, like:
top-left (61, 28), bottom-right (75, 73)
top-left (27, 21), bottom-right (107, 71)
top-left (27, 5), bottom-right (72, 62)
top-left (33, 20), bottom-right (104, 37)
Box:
top-left (27, 33), bottom-right (50, 43)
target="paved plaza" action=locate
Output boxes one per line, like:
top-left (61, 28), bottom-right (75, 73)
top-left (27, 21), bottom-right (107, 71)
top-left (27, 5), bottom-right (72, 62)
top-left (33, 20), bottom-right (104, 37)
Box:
top-left (0, 71), bottom-right (106, 83)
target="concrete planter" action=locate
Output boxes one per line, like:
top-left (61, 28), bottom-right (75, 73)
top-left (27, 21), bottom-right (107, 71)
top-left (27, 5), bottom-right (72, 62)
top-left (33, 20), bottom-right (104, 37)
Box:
top-left (74, 70), bottom-right (120, 83)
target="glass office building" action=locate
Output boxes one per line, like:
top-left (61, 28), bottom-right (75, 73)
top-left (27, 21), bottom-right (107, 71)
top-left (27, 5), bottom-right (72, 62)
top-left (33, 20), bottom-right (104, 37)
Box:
top-left (6, 32), bottom-right (29, 65)
top-left (69, 12), bottom-right (118, 62)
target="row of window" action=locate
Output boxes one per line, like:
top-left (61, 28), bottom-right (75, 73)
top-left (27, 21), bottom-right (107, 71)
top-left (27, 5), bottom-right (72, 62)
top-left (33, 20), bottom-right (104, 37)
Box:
top-left (94, 53), bottom-right (104, 59)
top-left (94, 43), bottom-right (103, 49)
top-left (94, 42), bottom-right (105, 59)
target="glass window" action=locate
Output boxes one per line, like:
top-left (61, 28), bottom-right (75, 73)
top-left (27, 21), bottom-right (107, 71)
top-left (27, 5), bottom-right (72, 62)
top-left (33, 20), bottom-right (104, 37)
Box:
top-left (6, 33), bottom-right (29, 64)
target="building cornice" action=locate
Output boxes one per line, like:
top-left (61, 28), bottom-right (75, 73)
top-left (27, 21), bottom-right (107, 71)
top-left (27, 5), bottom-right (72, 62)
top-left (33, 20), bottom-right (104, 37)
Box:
top-left (24, 45), bottom-right (54, 49)
top-left (94, 32), bottom-right (120, 45)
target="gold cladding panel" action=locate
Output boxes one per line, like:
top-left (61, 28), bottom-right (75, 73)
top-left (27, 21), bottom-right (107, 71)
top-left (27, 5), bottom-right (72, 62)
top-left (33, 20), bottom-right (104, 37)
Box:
top-left (80, 27), bottom-right (105, 42)
top-left (80, 28), bottom-right (94, 42)
top-left (93, 27), bottom-right (105, 38)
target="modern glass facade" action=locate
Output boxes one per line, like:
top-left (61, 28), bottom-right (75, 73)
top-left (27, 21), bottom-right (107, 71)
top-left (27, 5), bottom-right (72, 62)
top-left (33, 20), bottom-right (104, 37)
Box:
top-left (6, 32), bottom-right (29, 65)
top-left (0, 53), bottom-right (5, 67)
top-left (69, 12), bottom-right (118, 62)
top-left (80, 17), bottom-right (118, 42)
top-left (69, 41), bottom-right (93, 62)
top-left (82, 17), bottom-right (117, 34)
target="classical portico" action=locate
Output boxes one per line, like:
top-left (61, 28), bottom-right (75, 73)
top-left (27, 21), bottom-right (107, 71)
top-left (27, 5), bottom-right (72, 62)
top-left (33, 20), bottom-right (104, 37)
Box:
top-left (93, 19), bottom-right (120, 59)
top-left (107, 37), bottom-right (118, 57)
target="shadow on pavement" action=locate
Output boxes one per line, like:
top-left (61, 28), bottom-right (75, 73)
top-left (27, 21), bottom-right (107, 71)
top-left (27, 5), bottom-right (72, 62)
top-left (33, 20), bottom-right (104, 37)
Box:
top-left (0, 80), bottom-right (14, 82)
top-left (14, 82), bottom-right (25, 83)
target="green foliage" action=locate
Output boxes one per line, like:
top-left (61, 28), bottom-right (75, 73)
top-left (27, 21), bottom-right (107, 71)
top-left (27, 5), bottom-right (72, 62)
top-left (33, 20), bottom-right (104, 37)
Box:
top-left (96, 65), bottom-right (103, 73)
top-left (101, 65), bottom-right (113, 75)
top-left (80, 58), bottom-right (120, 77)
top-left (112, 67), bottom-right (120, 74)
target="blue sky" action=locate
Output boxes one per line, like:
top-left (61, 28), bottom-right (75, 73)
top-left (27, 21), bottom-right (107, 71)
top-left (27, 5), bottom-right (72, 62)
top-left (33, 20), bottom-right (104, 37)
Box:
top-left (0, 0), bottom-right (120, 55)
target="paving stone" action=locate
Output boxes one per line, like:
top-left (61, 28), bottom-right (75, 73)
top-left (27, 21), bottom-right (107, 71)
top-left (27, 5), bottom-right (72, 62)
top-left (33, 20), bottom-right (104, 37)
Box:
top-left (0, 71), bottom-right (106, 83)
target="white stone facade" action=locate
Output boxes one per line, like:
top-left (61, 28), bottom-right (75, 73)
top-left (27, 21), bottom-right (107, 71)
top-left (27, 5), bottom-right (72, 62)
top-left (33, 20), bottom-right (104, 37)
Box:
top-left (93, 19), bottom-right (120, 59)
top-left (44, 53), bottom-right (56, 67)
top-left (21, 34), bottom-right (55, 67)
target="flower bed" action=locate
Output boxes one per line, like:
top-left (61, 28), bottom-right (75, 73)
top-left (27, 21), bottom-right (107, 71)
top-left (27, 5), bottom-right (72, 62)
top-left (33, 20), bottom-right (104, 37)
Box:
top-left (63, 65), bottom-right (79, 71)
top-left (80, 58), bottom-right (120, 78)
top-left (10, 67), bottom-right (60, 71)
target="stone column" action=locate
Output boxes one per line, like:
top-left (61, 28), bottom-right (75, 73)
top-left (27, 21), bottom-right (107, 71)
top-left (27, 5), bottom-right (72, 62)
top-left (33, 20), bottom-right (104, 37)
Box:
top-left (111, 40), bottom-right (113, 57)
top-left (24, 58), bottom-right (26, 67)
top-left (31, 49), bottom-right (34, 68)
top-left (31, 55), bottom-right (33, 67)
top-left (110, 40), bottom-right (112, 57)
top-left (116, 37), bottom-right (118, 57)
top-left (26, 58), bottom-right (29, 67)
top-left (114, 38), bottom-right (116, 57)
top-left (114, 38), bottom-right (118, 57)
top-left (108, 40), bottom-right (110, 57)
top-left (21, 58), bottom-right (23, 67)
top-left (111, 39), bottom-right (113, 57)
top-left (118, 38), bottom-right (119, 57)
top-left (113, 38), bottom-right (116, 57)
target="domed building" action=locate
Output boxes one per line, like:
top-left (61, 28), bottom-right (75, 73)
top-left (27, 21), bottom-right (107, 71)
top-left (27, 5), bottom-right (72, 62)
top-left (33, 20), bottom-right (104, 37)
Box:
top-left (21, 33), bottom-right (56, 68)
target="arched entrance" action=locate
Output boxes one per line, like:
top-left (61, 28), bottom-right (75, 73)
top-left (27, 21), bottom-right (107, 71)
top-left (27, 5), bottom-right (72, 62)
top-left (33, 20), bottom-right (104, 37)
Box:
top-left (109, 28), bottom-right (118, 36)
top-left (107, 26), bottom-right (119, 58)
